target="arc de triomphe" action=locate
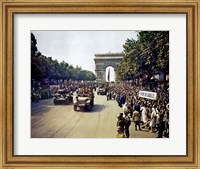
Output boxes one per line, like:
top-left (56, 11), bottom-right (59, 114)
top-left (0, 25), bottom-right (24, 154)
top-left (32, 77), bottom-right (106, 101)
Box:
top-left (94, 53), bottom-right (123, 82)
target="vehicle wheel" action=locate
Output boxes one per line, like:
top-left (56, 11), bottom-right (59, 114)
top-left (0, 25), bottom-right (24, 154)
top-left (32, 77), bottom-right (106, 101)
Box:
top-left (74, 105), bottom-right (77, 111)
top-left (65, 99), bottom-right (69, 105)
top-left (53, 99), bottom-right (58, 105)
top-left (91, 100), bottom-right (94, 107)
top-left (86, 104), bottom-right (91, 111)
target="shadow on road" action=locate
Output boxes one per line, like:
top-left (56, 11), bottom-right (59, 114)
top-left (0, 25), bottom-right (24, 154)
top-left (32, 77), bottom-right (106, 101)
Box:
top-left (31, 99), bottom-right (72, 116)
top-left (31, 105), bottom-right (52, 116)
top-left (81, 104), bottom-right (107, 113)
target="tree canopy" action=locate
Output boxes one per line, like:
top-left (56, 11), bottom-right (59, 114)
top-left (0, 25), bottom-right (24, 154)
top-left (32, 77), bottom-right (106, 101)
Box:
top-left (116, 31), bottom-right (169, 88)
top-left (31, 33), bottom-right (96, 82)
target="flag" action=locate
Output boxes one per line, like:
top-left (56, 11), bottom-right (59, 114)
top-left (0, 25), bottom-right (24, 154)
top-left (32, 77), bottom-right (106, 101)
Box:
top-left (107, 68), bottom-right (110, 82)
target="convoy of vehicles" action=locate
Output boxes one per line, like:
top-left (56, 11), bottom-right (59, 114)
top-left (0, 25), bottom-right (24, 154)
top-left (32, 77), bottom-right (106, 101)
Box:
top-left (52, 86), bottom-right (95, 111)
top-left (51, 82), bottom-right (111, 110)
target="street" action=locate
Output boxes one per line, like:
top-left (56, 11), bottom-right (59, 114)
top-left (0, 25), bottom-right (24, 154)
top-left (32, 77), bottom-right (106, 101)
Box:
top-left (31, 92), bottom-right (157, 138)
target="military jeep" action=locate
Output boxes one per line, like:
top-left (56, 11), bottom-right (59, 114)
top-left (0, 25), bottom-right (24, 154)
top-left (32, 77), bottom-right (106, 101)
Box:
top-left (97, 87), bottom-right (107, 95)
top-left (73, 91), bottom-right (94, 111)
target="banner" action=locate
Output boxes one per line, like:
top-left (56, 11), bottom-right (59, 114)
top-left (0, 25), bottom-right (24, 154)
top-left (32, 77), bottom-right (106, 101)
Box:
top-left (139, 91), bottom-right (157, 100)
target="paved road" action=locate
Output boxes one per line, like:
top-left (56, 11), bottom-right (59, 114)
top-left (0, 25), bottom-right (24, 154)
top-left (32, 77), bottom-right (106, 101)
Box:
top-left (31, 92), bottom-right (157, 138)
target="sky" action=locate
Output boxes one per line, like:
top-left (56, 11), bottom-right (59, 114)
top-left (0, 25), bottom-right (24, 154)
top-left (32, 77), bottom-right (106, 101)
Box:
top-left (32, 31), bottom-right (138, 80)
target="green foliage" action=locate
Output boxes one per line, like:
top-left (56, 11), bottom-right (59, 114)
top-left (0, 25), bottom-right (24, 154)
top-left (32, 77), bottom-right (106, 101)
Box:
top-left (31, 33), bottom-right (38, 57)
top-left (31, 33), bottom-right (96, 81)
top-left (116, 31), bottom-right (169, 84)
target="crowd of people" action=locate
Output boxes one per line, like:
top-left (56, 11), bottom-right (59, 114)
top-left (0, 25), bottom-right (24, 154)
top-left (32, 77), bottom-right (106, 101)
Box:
top-left (106, 82), bottom-right (169, 138)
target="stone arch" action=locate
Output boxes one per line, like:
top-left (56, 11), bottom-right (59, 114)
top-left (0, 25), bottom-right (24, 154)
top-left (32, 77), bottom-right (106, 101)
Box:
top-left (103, 63), bottom-right (116, 70)
top-left (94, 53), bottom-right (123, 82)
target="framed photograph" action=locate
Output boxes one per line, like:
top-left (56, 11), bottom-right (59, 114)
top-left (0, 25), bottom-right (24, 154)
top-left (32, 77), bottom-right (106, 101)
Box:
top-left (0, 0), bottom-right (199, 168)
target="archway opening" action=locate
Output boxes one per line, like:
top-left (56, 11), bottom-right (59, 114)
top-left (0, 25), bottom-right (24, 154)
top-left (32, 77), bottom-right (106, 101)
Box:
top-left (105, 66), bottom-right (115, 82)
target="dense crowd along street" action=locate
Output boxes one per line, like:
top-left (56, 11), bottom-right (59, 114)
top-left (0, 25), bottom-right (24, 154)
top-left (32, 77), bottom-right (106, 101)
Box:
top-left (31, 80), bottom-right (169, 138)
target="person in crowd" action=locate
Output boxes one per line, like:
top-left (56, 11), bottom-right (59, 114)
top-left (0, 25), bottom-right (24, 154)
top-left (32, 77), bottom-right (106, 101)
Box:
top-left (132, 106), bottom-right (141, 131)
top-left (140, 103), bottom-right (148, 128)
top-left (156, 113), bottom-right (165, 138)
top-left (163, 109), bottom-right (169, 137)
top-left (124, 112), bottom-right (131, 138)
top-left (129, 100), bottom-right (134, 118)
top-left (116, 113), bottom-right (126, 138)
top-left (118, 95), bottom-right (123, 107)
top-left (150, 104), bottom-right (158, 133)
top-left (123, 102), bottom-right (128, 114)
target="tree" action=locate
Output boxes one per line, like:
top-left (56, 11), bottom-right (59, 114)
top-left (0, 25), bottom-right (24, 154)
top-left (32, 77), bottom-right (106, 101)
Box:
top-left (138, 31), bottom-right (169, 89)
top-left (116, 38), bottom-right (141, 81)
top-left (31, 33), bottom-right (96, 83)
top-left (116, 31), bottom-right (169, 90)
top-left (31, 33), bottom-right (37, 57)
